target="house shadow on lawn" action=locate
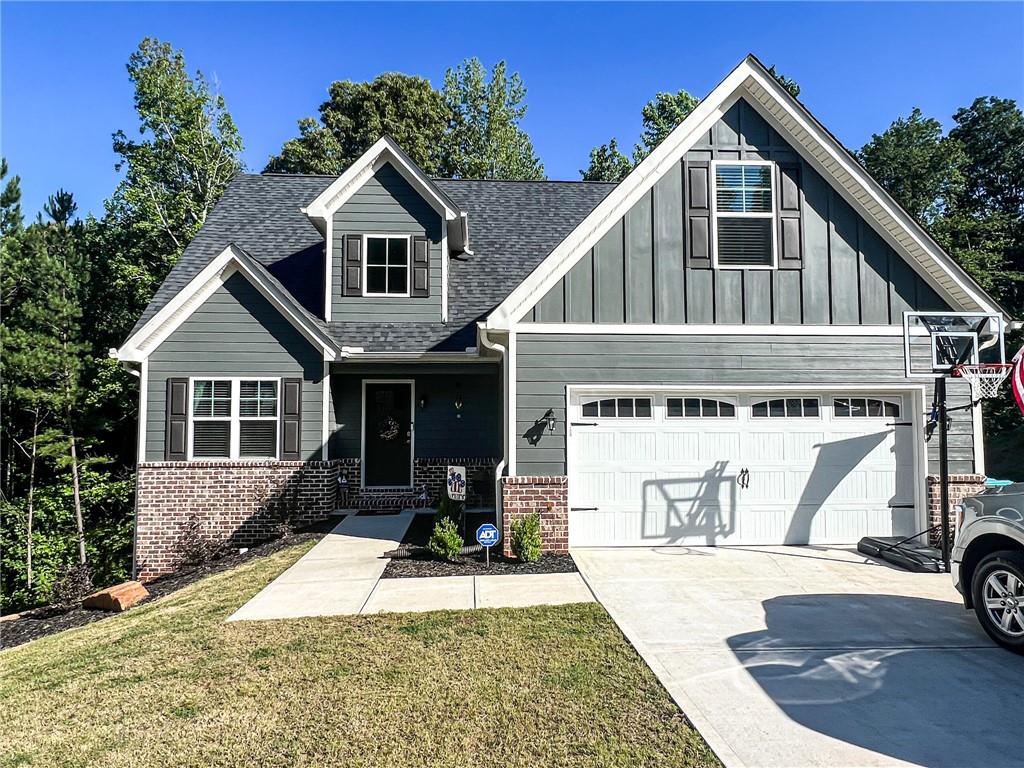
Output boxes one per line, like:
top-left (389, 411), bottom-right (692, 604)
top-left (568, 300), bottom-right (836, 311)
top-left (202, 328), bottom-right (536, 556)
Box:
top-left (727, 593), bottom-right (1024, 768)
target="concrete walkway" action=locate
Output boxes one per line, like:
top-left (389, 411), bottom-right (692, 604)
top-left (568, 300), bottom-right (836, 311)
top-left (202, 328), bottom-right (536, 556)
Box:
top-left (229, 513), bottom-right (594, 621)
top-left (575, 545), bottom-right (1024, 768)
top-left (228, 511), bottom-right (414, 621)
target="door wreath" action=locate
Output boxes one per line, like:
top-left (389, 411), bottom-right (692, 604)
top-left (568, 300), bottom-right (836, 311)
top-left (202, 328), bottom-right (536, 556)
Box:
top-left (377, 416), bottom-right (400, 441)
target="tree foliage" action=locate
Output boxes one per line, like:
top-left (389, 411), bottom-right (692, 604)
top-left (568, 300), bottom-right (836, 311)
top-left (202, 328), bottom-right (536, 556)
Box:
top-left (265, 73), bottom-right (449, 175)
top-left (580, 138), bottom-right (633, 182)
top-left (438, 59), bottom-right (544, 180)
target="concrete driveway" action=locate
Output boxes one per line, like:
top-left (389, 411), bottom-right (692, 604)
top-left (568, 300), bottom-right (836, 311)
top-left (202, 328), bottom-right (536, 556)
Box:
top-left (573, 546), bottom-right (1024, 768)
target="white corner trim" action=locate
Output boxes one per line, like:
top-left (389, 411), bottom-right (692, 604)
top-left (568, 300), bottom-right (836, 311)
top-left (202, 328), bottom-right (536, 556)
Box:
top-left (303, 136), bottom-right (459, 222)
top-left (136, 359), bottom-right (148, 464)
top-left (115, 244), bottom-right (338, 362)
top-left (441, 228), bottom-right (449, 323)
top-left (484, 56), bottom-right (1004, 330)
top-left (507, 331), bottom-right (517, 475)
top-left (322, 360), bottom-right (331, 461)
top-left (324, 226), bottom-right (333, 321)
top-left (972, 400), bottom-right (986, 476)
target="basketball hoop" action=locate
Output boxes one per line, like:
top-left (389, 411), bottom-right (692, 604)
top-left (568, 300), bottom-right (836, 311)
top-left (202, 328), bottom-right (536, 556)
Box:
top-left (953, 363), bottom-right (1013, 400)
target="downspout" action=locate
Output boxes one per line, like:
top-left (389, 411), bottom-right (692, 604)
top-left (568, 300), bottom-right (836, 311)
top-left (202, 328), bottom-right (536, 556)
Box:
top-left (478, 328), bottom-right (507, 534)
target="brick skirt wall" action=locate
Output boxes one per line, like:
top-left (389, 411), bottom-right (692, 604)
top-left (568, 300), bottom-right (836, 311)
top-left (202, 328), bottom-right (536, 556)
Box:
top-left (335, 457), bottom-right (499, 509)
top-left (926, 474), bottom-right (986, 546)
top-left (135, 461), bottom-right (339, 580)
top-left (500, 476), bottom-right (568, 558)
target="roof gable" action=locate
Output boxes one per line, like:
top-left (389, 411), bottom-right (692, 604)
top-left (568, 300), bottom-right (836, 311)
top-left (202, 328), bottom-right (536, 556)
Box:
top-left (116, 244), bottom-right (339, 362)
top-left (484, 55), bottom-right (1008, 329)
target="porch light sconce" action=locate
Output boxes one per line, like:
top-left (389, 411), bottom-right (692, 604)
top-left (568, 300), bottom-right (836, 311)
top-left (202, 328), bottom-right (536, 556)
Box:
top-left (454, 383), bottom-right (463, 419)
top-left (543, 409), bottom-right (557, 433)
top-left (419, 394), bottom-right (428, 409)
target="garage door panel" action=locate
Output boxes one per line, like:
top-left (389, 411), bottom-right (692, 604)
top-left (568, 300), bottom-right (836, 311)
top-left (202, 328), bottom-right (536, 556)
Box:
top-left (568, 390), bottom-right (920, 547)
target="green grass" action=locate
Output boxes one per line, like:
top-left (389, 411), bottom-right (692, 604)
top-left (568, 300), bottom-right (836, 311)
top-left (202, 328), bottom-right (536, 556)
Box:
top-left (0, 542), bottom-right (719, 768)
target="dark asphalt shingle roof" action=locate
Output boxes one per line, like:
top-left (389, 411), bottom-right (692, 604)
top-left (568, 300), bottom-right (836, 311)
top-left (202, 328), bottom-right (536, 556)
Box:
top-left (130, 173), bottom-right (615, 352)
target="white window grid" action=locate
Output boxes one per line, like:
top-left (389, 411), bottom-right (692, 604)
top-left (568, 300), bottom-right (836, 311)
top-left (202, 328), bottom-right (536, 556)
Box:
top-left (581, 396), bottom-right (654, 420)
top-left (363, 234), bottom-right (411, 297)
top-left (751, 397), bottom-right (821, 419)
top-left (710, 159), bottom-right (778, 270)
top-left (833, 396), bottom-right (902, 419)
top-left (665, 396), bottom-right (738, 419)
top-left (188, 377), bottom-right (280, 460)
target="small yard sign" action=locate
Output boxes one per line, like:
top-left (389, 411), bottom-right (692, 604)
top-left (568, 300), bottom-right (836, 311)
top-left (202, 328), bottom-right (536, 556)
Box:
top-left (476, 523), bottom-right (500, 568)
top-left (446, 465), bottom-right (466, 501)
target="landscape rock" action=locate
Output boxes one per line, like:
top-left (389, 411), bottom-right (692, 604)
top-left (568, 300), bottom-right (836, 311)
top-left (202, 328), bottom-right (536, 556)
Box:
top-left (82, 581), bottom-right (149, 612)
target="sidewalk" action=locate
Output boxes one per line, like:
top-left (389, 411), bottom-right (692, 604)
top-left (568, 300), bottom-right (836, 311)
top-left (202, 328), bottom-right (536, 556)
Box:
top-left (229, 513), bottom-right (594, 621)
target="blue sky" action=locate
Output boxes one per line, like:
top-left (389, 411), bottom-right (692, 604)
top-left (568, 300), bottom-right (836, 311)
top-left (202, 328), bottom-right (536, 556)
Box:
top-left (3, 2), bottom-right (1022, 219)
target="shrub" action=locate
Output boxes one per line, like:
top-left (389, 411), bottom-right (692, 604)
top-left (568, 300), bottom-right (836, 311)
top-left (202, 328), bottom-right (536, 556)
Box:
top-left (427, 516), bottom-right (463, 562)
top-left (436, 484), bottom-right (466, 535)
top-left (510, 513), bottom-right (542, 563)
top-left (172, 515), bottom-right (227, 568)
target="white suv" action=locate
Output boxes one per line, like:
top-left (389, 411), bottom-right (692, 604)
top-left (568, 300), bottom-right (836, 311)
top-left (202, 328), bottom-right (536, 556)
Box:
top-left (952, 482), bottom-right (1024, 653)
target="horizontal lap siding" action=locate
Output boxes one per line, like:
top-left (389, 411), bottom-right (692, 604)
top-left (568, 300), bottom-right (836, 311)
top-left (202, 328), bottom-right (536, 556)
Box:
top-left (146, 272), bottom-right (324, 461)
top-left (328, 364), bottom-right (501, 460)
top-left (331, 164), bottom-right (442, 322)
top-left (515, 333), bottom-right (974, 476)
top-left (524, 98), bottom-right (949, 325)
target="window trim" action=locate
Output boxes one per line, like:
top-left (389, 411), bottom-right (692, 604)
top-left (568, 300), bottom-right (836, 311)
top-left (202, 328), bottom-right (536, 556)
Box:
top-left (187, 377), bottom-right (281, 461)
top-left (664, 396), bottom-right (738, 419)
top-left (832, 396), bottom-right (903, 419)
top-left (580, 396), bottom-right (654, 421)
top-left (710, 159), bottom-right (778, 271)
top-left (362, 234), bottom-right (412, 298)
top-left (750, 396), bottom-right (821, 419)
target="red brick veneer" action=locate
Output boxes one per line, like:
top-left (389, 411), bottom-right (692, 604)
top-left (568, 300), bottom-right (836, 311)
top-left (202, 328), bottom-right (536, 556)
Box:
top-left (500, 476), bottom-right (568, 557)
top-left (134, 461), bottom-right (339, 580)
top-left (926, 474), bottom-right (986, 546)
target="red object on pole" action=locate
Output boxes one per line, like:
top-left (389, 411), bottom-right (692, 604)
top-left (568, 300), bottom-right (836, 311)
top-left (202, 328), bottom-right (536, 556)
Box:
top-left (1011, 346), bottom-right (1024, 418)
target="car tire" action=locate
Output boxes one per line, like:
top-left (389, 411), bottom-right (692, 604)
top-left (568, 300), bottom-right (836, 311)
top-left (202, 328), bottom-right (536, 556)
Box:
top-left (971, 550), bottom-right (1024, 654)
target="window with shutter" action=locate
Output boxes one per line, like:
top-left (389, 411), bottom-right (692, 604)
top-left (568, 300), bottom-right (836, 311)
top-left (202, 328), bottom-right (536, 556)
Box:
top-left (187, 378), bottom-right (282, 460)
top-left (712, 161), bottom-right (777, 268)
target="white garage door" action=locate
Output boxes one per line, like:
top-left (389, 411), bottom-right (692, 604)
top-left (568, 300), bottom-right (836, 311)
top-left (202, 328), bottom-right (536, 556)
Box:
top-left (568, 391), bottom-right (919, 547)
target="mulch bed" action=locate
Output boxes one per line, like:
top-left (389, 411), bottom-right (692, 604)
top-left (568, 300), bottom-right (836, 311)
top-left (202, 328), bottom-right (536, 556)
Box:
top-left (1, 519), bottom-right (336, 651)
top-left (381, 511), bottom-right (578, 579)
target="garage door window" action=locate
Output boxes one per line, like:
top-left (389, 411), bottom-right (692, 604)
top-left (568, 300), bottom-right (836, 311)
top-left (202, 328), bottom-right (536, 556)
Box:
top-left (666, 397), bottom-right (736, 418)
top-left (834, 397), bottom-right (901, 418)
top-left (581, 397), bottom-right (652, 419)
top-left (751, 397), bottom-right (819, 418)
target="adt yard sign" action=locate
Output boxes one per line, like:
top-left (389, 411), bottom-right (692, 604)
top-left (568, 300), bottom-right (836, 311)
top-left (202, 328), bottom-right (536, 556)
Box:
top-left (476, 524), bottom-right (500, 548)
top-left (476, 523), bottom-right (500, 567)
top-left (446, 465), bottom-right (466, 501)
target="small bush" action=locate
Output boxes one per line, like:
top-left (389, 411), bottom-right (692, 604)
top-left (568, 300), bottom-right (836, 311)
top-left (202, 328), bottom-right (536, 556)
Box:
top-left (172, 516), bottom-right (226, 568)
top-left (510, 513), bottom-right (542, 563)
top-left (51, 563), bottom-right (94, 607)
top-left (436, 484), bottom-right (466, 535)
top-left (427, 516), bottom-right (463, 562)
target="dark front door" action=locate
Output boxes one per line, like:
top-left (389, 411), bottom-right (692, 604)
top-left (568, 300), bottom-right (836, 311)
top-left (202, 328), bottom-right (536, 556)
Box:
top-left (363, 381), bottom-right (412, 487)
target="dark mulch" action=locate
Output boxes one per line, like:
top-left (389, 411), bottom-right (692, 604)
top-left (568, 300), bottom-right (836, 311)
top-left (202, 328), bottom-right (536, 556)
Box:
top-left (1, 519), bottom-right (336, 651)
top-left (381, 511), bottom-right (578, 579)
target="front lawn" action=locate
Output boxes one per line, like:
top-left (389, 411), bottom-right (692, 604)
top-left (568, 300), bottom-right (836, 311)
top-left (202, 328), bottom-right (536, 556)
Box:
top-left (0, 542), bottom-right (718, 768)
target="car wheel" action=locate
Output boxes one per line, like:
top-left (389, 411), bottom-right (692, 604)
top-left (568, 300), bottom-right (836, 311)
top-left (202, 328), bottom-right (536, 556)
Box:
top-left (971, 551), bottom-right (1024, 654)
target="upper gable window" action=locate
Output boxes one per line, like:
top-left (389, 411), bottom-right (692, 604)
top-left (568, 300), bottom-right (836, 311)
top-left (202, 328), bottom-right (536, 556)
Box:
top-left (364, 235), bottom-right (409, 296)
top-left (712, 161), bottom-right (776, 269)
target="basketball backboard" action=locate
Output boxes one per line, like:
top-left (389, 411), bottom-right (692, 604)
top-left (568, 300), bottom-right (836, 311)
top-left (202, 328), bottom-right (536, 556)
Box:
top-left (903, 311), bottom-right (1006, 379)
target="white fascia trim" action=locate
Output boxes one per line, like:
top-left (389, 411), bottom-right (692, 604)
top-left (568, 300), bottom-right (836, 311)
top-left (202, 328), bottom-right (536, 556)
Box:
top-left (303, 136), bottom-right (460, 223)
top-left (116, 244), bottom-right (338, 362)
top-left (339, 351), bottom-right (494, 362)
top-left (513, 323), bottom-right (917, 337)
top-left (485, 57), bottom-right (1004, 330)
top-left (739, 68), bottom-right (1002, 318)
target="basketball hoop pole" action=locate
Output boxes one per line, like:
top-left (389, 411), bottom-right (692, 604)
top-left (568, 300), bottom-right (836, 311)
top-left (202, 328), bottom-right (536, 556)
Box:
top-left (936, 376), bottom-right (952, 574)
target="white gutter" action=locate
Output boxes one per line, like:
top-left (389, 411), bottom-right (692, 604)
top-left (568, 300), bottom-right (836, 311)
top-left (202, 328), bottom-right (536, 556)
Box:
top-left (478, 327), bottom-right (508, 536)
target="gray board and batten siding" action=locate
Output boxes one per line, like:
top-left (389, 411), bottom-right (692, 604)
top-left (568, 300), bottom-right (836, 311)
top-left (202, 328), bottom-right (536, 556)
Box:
top-left (524, 98), bottom-right (950, 325)
top-left (146, 272), bottom-right (325, 462)
top-left (331, 162), bottom-right (444, 322)
top-left (514, 333), bottom-right (975, 476)
top-left (327, 362), bottom-right (502, 461)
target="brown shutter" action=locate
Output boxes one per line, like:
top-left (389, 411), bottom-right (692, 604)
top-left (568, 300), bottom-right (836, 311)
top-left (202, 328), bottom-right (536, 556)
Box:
top-left (777, 162), bottom-right (803, 269)
top-left (684, 159), bottom-right (712, 269)
top-left (165, 378), bottom-right (189, 461)
top-left (411, 236), bottom-right (430, 297)
top-left (280, 378), bottom-right (302, 460)
top-left (343, 234), bottom-right (362, 296)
